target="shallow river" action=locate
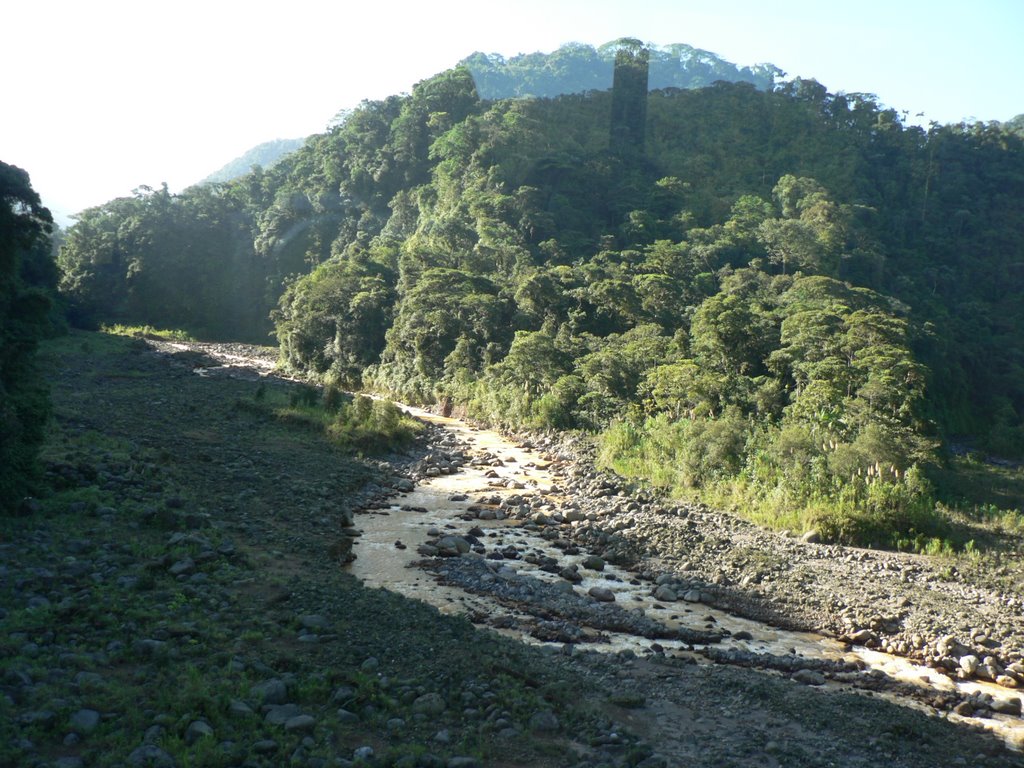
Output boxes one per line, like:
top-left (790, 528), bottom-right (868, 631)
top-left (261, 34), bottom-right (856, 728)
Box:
top-left (163, 342), bottom-right (1024, 752)
top-left (349, 406), bottom-right (1024, 752)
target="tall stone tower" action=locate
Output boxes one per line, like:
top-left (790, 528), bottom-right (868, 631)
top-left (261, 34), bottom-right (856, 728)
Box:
top-left (609, 42), bottom-right (650, 157)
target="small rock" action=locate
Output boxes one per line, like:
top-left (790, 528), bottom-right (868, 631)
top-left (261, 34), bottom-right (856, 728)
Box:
top-left (168, 557), bottom-right (196, 576)
top-left (252, 739), bottom-right (279, 754)
top-left (588, 586), bottom-right (615, 602)
top-left (791, 669), bottom-right (826, 686)
top-left (331, 685), bottom-right (356, 704)
top-left (69, 708), bottom-right (101, 734)
top-left (128, 744), bottom-right (176, 767)
top-left (413, 692), bottom-right (446, 715)
top-left (959, 654), bottom-right (979, 675)
top-left (953, 700), bottom-right (975, 717)
top-left (991, 697), bottom-right (1023, 716)
top-left (936, 634), bottom-right (965, 657)
top-left (846, 628), bottom-right (878, 646)
top-left (184, 719), bottom-right (214, 745)
top-left (653, 585), bottom-right (677, 602)
top-left (682, 589), bottom-right (702, 603)
top-left (264, 704), bottom-right (304, 725)
top-left (229, 699), bottom-right (254, 718)
top-left (251, 678), bottom-right (288, 705)
top-left (528, 710), bottom-right (560, 733)
top-left (582, 555), bottom-right (606, 571)
top-left (800, 530), bottom-right (821, 544)
top-left (559, 565), bottom-right (583, 584)
top-left (299, 614), bottom-right (330, 630)
top-left (284, 714), bottom-right (316, 732)
top-left (353, 745), bottom-right (375, 761)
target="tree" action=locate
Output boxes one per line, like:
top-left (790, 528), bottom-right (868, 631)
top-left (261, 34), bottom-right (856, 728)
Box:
top-left (1, 161), bottom-right (54, 512)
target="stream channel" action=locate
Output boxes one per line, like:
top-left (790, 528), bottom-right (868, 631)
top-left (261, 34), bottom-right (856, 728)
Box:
top-left (166, 340), bottom-right (1024, 752)
top-left (350, 406), bottom-right (1024, 753)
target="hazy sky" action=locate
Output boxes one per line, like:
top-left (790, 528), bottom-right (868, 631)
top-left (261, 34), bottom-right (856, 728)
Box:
top-left (4, 0), bottom-right (1022, 223)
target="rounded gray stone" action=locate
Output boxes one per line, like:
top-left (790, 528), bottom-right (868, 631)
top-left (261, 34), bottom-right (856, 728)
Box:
top-left (284, 714), bottom-right (316, 732)
top-left (264, 703), bottom-right (303, 725)
top-left (588, 586), bottom-right (615, 602)
top-left (653, 585), bottom-right (677, 602)
top-left (528, 709), bottom-right (560, 733)
top-left (251, 678), bottom-right (288, 705)
top-left (69, 708), bottom-right (101, 734)
top-left (791, 669), bottom-right (826, 686)
top-left (128, 744), bottom-right (175, 767)
top-left (413, 692), bottom-right (446, 715)
top-left (184, 720), bottom-right (213, 746)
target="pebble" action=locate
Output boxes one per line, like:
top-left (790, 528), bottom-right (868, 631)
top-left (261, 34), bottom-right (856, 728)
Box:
top-left (653, 585), bottom-right (677, 602)
top-left (353, 745), bottom-right (375, 761)
top-left (413, 692), bottom-right (447, 715)
top-left (69, 708), bottom-right (101, 734)
top-left (184, 719), bottom-right (214, 744)
top-left (251, 678), bottom-right (288, 705)
top-left (959, 654), bottom-right (979, 675)
top-left (284, 714), bottom-right (316, 732)
top-left (229, 699), bottom-right (254, 717)
top-left (128, 744), bottom-right (175, 767)
top-left (299, 614), bottom-right (330, 629)
top-left (265, 704), bottom-right (304, 725)
top-left (791, 669), bottom-right (826, 686)
top-left (528, 710), bottom-right (560, 733)
top-left (252, 739), bottom-right (279, 754)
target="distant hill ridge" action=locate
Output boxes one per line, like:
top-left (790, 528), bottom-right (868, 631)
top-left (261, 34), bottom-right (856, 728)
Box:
top-left (199, 137), bottom-right (306, 185)
top-left (460, 39), bottom-right (782, 99)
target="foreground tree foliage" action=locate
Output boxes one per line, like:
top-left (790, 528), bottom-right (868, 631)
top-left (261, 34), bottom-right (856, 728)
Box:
top-left (55, 44), bottom-right (1024, 545)
top-left (0, 162), bottom-right (54, 511)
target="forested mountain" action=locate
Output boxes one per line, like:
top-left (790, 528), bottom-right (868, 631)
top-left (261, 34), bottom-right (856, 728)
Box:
top-left (460, 40), bottom-right (781, 99)
top-left (199, 137), bottom-right (305, 185)
top-left (56, 40), bottom-right (1024, 544)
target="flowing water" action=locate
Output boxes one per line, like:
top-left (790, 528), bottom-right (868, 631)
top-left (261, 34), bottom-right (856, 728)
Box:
top-left (351, 406), bottom-right (1024, 752)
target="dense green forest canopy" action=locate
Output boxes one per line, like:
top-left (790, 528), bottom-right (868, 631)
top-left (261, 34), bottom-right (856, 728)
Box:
top-left (1, 162), bottom-right (55, 511)
top-left (55, 42), bottom-right (1024, 542)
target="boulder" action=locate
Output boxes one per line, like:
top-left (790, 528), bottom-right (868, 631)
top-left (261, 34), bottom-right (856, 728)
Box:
top-left (588, 586), bottom-right (615, 602)
top-left (791, 669), bottom-right (826, 686)
top-left (653, 585), bottom-right (677, 602)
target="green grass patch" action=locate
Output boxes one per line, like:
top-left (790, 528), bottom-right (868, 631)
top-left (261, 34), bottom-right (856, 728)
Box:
top-left (100, 323), bottom-right (196, 341)
top-left (597, 417), bottom-right (1017, 556)
top-left (239, 385), bottom-right (423, 454)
